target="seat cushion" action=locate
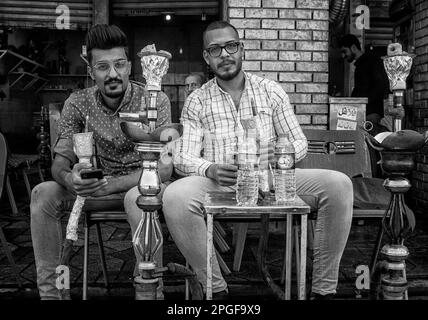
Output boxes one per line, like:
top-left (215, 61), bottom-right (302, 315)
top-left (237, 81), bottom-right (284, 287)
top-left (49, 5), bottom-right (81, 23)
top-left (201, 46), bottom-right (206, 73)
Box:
top-left (352, 177), bottom-right (390, 210)
top-left (81, 192), bottom-right (126, 212)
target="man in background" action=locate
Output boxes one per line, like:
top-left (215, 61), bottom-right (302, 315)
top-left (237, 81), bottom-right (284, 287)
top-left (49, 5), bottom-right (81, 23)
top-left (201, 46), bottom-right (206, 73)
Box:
top-left (178, 73), bottom-right (205, 117)
top-left (338, 34), bottom-right (391, 133)
top-left (184, 73), bottom-right (205, 99)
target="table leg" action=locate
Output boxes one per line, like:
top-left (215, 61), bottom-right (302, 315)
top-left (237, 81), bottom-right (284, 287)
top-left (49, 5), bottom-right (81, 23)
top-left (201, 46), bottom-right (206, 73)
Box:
top-left (206, 213), bottom-right (213, 300)
top-left (299, 214), bottom-right (307, 300)
top-left (285, 214), bottom-right (292, 300)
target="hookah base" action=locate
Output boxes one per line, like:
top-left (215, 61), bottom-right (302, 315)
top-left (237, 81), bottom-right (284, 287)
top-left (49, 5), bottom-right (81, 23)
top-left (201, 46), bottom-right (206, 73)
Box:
top-left (381, 280), bottom-right (408, 300)
top-left (134, 276), bottom-right (159, 300)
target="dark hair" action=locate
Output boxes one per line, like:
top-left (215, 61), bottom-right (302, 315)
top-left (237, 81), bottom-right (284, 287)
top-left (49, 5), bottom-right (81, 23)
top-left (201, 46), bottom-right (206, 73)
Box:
top-left (85, 24), bottom-right (128, 65)
top-left (338, 34), bottom-right (361, 50)
top-left (203, 21), bottom-right (239, 48)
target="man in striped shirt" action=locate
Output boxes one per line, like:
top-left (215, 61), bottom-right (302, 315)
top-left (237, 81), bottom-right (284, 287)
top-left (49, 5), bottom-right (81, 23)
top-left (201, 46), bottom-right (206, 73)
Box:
top-left (163, 21), bottom-right (353, 300)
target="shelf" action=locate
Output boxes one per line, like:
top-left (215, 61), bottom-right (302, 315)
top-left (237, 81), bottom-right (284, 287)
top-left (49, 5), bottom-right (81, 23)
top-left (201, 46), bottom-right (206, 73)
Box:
top-left (0, 49), bottom-right (48, 93)
top-left (0, 49), bottom-right (47, 71)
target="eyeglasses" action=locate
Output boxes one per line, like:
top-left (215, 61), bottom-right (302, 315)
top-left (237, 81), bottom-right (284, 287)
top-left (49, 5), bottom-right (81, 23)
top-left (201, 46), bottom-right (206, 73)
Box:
top-left (92, 59), bottom-right (129, 73)
top-left (205, 41), bottom-right (241, 58)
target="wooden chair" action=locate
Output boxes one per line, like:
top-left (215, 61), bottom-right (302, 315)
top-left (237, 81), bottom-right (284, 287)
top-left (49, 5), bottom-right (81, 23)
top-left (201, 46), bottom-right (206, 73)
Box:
top-left (82, 209), bottom-right (128, 300)
top-left (298, 130), bottom-right (389, 221)
top-left (0, 132), bottom-right (22, 288)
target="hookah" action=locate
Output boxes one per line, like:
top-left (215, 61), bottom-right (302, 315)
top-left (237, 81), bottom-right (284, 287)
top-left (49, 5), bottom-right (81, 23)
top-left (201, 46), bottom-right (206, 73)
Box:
top-left (366, 43), bottom-right (428, 299)
top-left (118, 44), bottom-right (202, 300)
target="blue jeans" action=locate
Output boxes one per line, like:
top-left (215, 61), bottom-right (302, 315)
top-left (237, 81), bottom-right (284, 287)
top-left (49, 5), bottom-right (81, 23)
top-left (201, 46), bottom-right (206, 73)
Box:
top-left (162, 169), bottom-right (353, 295)
top-left (30, 181), bottom-right (162, 300)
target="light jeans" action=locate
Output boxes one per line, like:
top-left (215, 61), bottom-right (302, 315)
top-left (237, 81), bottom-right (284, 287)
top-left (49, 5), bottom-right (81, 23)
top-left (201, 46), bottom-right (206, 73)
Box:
top-left (30, 181), bottom-right (163, 300)
top-left (162, 168), bottom-right (353, 296)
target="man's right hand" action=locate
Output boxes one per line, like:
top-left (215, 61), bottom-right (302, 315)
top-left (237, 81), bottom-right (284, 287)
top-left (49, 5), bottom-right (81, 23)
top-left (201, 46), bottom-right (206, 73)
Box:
top-left (65, 162), bottom-right (107, 197)
top-left (206, 163), bottom-right (237, 186)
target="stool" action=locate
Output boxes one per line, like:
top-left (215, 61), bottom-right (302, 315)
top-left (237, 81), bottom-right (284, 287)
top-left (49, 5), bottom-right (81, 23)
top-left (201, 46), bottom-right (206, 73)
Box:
top-left (203, 191), bottom-right (310, 300)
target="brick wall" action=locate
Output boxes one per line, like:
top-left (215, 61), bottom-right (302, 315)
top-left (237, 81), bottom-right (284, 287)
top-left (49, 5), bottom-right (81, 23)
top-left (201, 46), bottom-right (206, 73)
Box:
top-left (412, 0), bottom-right (428, 212)
top-left (226, 0), bottom-right (329, 129)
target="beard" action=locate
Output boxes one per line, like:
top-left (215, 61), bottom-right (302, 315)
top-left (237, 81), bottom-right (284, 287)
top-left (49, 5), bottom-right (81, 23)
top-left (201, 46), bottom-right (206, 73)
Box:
top-left (214, 59), bottom-right (242, 81)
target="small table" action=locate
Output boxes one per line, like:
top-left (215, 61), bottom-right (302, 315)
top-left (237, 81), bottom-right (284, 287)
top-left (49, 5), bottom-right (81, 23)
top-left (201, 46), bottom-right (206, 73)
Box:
top-left (203, 191), bottom-right (311, 300)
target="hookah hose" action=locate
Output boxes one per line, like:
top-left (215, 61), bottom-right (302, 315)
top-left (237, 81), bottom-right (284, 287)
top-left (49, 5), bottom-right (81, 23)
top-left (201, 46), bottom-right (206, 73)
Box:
top-left (65, 194), bottom-right (86, 241)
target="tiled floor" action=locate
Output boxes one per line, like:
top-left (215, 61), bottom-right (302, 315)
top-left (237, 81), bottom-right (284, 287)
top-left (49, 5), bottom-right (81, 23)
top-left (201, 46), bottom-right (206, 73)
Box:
top-left (1, 175), bottom-right (428, 300)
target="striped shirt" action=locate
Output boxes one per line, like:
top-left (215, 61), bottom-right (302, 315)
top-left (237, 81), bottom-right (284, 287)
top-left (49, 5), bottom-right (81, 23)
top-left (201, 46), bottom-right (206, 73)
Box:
top-left (54, 81), bottom-right (171, 176)
top-left (174, 72), bottom-right (307, 177)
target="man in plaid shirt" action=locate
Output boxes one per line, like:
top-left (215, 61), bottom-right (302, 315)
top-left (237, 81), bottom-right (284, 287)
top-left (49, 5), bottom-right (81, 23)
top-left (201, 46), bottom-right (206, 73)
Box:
top-left (163, 21), bottom-right (353, 300)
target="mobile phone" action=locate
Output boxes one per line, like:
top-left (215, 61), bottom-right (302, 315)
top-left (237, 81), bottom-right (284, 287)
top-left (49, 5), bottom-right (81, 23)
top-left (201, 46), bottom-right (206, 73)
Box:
top-left (81, 169), bottom-right (104, 180)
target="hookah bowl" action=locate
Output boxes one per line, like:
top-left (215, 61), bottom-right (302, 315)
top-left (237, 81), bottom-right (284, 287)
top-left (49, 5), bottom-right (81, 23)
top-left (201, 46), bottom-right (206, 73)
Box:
top-left (382, 43), bottom-right (415, 132)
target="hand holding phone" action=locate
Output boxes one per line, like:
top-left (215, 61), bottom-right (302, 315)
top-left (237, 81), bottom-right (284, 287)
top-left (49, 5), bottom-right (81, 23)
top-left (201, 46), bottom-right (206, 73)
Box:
top-left (80, 169), bottom-right (104, 180)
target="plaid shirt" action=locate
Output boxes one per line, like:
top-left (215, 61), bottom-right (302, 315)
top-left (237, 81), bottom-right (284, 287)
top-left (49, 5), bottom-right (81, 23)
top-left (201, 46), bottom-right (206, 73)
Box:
top-left (174, 72), bottom-right (307, 177)
top-left (54, 81), bottom-right (171, 176)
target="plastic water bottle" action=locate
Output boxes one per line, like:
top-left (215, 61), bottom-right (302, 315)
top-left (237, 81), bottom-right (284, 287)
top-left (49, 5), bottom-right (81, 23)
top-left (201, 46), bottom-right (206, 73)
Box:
top-left (236, 135), bottom-right (259, 206)
top-left (273, 133), bottom-right (296, 203)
